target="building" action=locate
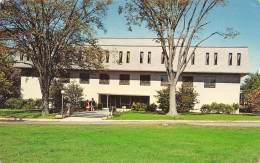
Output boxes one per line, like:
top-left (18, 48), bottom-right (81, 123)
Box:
top-left (15, 38), bottom-right (250, 111)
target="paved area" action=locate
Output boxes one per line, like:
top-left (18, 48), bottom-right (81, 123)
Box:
top-left (63, 110), bottom-right (108, 121)
top-left (1, 119), bottom-right (260, 127)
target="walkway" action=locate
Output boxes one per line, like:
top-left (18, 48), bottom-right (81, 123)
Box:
top-left (1, 119), bottom-right (260, 127)
top-left (62, 110), bottom-right (108, 121)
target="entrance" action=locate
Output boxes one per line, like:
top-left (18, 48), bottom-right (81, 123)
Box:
top-left (99, 94), bottom-right (150, 109)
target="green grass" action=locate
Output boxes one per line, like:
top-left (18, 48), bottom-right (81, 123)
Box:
top-left (0, 109), bottom-right (56, 119)
top-left (0, 125), bottom-right (260, 163)
top-left (112, 112), bottom-right (260, 121)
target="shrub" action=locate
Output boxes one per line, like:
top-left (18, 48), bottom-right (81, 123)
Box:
top-left (22, 99), bottom-right (42, 110)
top-left (4, 98), bottom-right (25, 109)
top-left (50, 80), bottom-right (65, 112)
top-left (200, 104), bottom-right (211, 113)
top-left (200, 103), bottom-right (238, 114)
top-left (131, 102), bottom-right (147, 112)
top-left (176, 83), bottom-right (198, 113)
top-left (156, 87), bottom-right (169, 113)
top-left (64, 82), bottom-right (83, 109)
top-left (246, 87), bottom-right (260, 114)
top-left (146, 103), bottom-right (157, 112)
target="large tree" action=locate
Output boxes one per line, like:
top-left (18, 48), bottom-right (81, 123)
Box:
top-left (0, 0), bottom-right (111, 115)
top-left (119, 0), bottom-right (237, 116)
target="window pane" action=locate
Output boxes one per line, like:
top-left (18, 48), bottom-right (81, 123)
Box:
top-left (214, 53), bottom-right (218, 65)
top-left (229, 53), bottom-right (233, 65)
top-left (140, 52), bottom-right (144, 63)
top-left (148, 52), bottom-right (151, 64)
top-left (99, 74), bottom-right (109, 85)
top-left (119, 74), bottom-right (130, 85)
top-left (204, 77), bottom-right (216, 88)
top-left (205, 53), bottom-right (209, 65)
top-left (105, 51), bottom-right (109, 63)
top-left (140, 75), bottom-right (150, 86)
top-left (126, 51), bottom-right (130, 63)
top-left (182, 76), bottom-right (193, 86)
top-left (237, 53), bottom-right (241, 66)
top-left (119, 51), bottom-right (123, 64)
top-left (161, 75), bottom-right (168, 86)
top-left (80, 73), bottom-right (89, 84)
top-left (161, 52), bottom-right (165, 64)
top-left (191, 53), bottom-right (195, 65)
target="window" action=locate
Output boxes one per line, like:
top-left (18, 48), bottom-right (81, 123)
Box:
top-left (191, 53), bottom-right (195, 65)
top-left (204, 77), bottom-right (216, 88)
top-left (126, 51), bottom-right (130, 63)
top-left (119, 74), bottom-right (130, 85)
top-left (99, 74), bottom-right (109, 85)
top-left (160, 75), bottom-right (168, 86)
top-left (80, 73), bottom-right (89, 84)
top-left (228, 53), bottom-right (233, 65)
top-left (237, 53), bottom-right (241, 66)
top-left (105, 51), bottom-right (109, 63)
top-left (20, 54), bottom-right (24, 61)
top-left (161, 52), bottom-right (165, 64)
top-left (119, 51), bottom-right (123, 64)
top-left (205, 53), bottom-right (209, 65)
top-left (140, 75), bottom-right (150, 86)
top-left (214, 53), bottom-right (218, 65)
top-left (26, 55), bottom-right (30, 61)
top-left (59, 73), bottom-right (70, 83)
top-left (147, 51), bottom-right (151, 64)
top-left (140, 51), bottom-right (144, 63)
top-left (182, 76), bottom-right (193, 86)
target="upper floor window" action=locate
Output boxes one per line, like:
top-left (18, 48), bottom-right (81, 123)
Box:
top-left (229, 53), bottom-right (233, 65)
top-left (119, 74), bottom-right (130, 85)
top-left (126, 51), bottom-right (130, 63)
top-left (140, 75), bottom-right (150, 86)
top-left (237, 53), bottom-right (241, 66)
top-left (119, 51), bottom-right (123, 64)
top-left (99, 74), bottom-right (109, 85)
top-left (26, 55), bottom-right (30, 61)
top-left (80, 73), bottom-right (89, 84)
top-left (148, 52), bottom-right (151, 64)
top-left (160, 75), bottom-right (168, 86)
top-left (214, 53), bottom-right (218, 65)
top-left (205, 53), bottom-right (209, 65)
top-left (182, 76), bottom-right (193, 86)
top-left (105, 51), bottom-right (109, 63)
top-left (191, 53), bottom-right (195, 65)
top-left (20, 54), bottom-right (24, 61)
top-left (204, 77), bottom-right (216, 88)
top-left (140, 51), bottom-right (144, 64)
top-left (161, 52), bottom-right (165, 64)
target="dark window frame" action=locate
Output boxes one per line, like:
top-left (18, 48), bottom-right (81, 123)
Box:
top-left (214, 53), bottom-right (218, 65)
top-left (140, 75), bottom-right (151, 86)
top-left (147, 51), bottom-right (151, 64)
top-left (160, 75), bottom-right (168, 86)
top-left (204, 77), bottom-right (216, 88)
top-left (237, 53), bottom-right (241, 66)
top-left (105, 50), bottom-right (109, 63)
top-left (79, 73), bottom-right (90, 84)
top-left (126, 51), bottom-right (130, 63)
top-left (119, 74), bottom-right (130, 85)
top-left (99, 74), bottom-right (110, 85)
top-left (205, 53), bottom-right (209, 65)
top-left (140, 51), bottom-right (144, 64)
top-left (229, 53), bottom-right (233, 66)
top-left (161, 52), bottom-right (165, 64)
top-left (119, 51), bottom-right (123, 64)
top-left (191, 53), bottom-right (195, 65)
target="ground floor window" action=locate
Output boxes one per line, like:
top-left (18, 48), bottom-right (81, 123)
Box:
top-left (204, 77), bottom-right (216, 88)
top-left (119, 74), bottom-right (130, 85)
top-left (140, 75), bottom-right (151, 86)
top-left (99, 74), bottom-right (109, 85)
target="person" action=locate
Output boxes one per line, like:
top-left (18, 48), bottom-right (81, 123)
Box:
top-left (85, 99), bottom-right (90, 111)
top-left (90, 98), bottom-right (96, 111)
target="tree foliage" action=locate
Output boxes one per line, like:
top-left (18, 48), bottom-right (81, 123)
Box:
top-left (0, 0), bottom-right (111, 115)
top-left (241, 72), bottom-right (260, 96)
top-left (119, 0), bottom-right (237, 116)
top-left (64, 82), bottom-right (83, 110)
top-left (0, 45), bottom-right (20, 106)
top-left (246, 88), bottom-right (260, 113)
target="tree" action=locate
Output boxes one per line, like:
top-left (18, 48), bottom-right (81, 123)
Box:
top-left (0, 44), bottom-right (20, 107)
top-left (119, 0), bottom-right (237, 116)
top-left (241, 72), bottom-right (260, 96)
top-left (0, 0), bottom-right (111, 115)
top-left (156, 83), bottom-right (198, 113)
top-left (245, 88), bottom-right (260, 114)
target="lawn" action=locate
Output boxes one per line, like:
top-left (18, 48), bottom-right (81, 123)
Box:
top-left (112, 111), bottom-right (260, 121)
top-left (0, 125), bottom-right (260, 163)
top-left (0, 109), bottom-right (56, 119)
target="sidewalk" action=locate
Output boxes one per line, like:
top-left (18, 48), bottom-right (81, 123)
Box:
top-left (1, 117), bottom-right (260, 127)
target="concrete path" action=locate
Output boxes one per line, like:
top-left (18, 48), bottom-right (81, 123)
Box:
top-left (1, 119), bottom-right (260, 127)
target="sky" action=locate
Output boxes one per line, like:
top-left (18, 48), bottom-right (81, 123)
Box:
top-left (97, 0), bottom-right (260, 73)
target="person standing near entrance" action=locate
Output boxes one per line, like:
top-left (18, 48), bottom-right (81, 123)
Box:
top-left (90, 98), bottom-right (96, 111)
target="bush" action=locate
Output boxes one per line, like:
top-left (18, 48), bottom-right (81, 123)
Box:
top-left (64, 82), bottom-right (83, 110)
top-left (176, 83), bottom-right (198, 113)
top-left (50, 80), bottom-right (65, 112)
top-left (4, 98), bottom-right (25, 109)
top-left (200, 103), bottom-right (238, 114)
top-left (131, 102), bottom-right (147, 112)
top-left (22, 99), bottom-right (42, 110)
top-left (156, 88), bottom-right (169, 113)
top-left (146, 103), bottom-right (157, 112)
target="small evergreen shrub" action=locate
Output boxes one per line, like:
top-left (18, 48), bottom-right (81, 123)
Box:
top-left (146, 103), bottom-right (157, 112)
top-left (131, 102), bottom-right (147, 112)
top-left (200, 103), bottom-right (239, 114)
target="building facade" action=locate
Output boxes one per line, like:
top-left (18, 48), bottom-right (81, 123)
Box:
top-left (16, 38), bottom-right (250, 110)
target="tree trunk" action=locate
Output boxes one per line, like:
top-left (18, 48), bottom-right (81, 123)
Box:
top-left (38, 75), bottom-right (51, 116)
top-left (168, 82), bottom-right (178, 116)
